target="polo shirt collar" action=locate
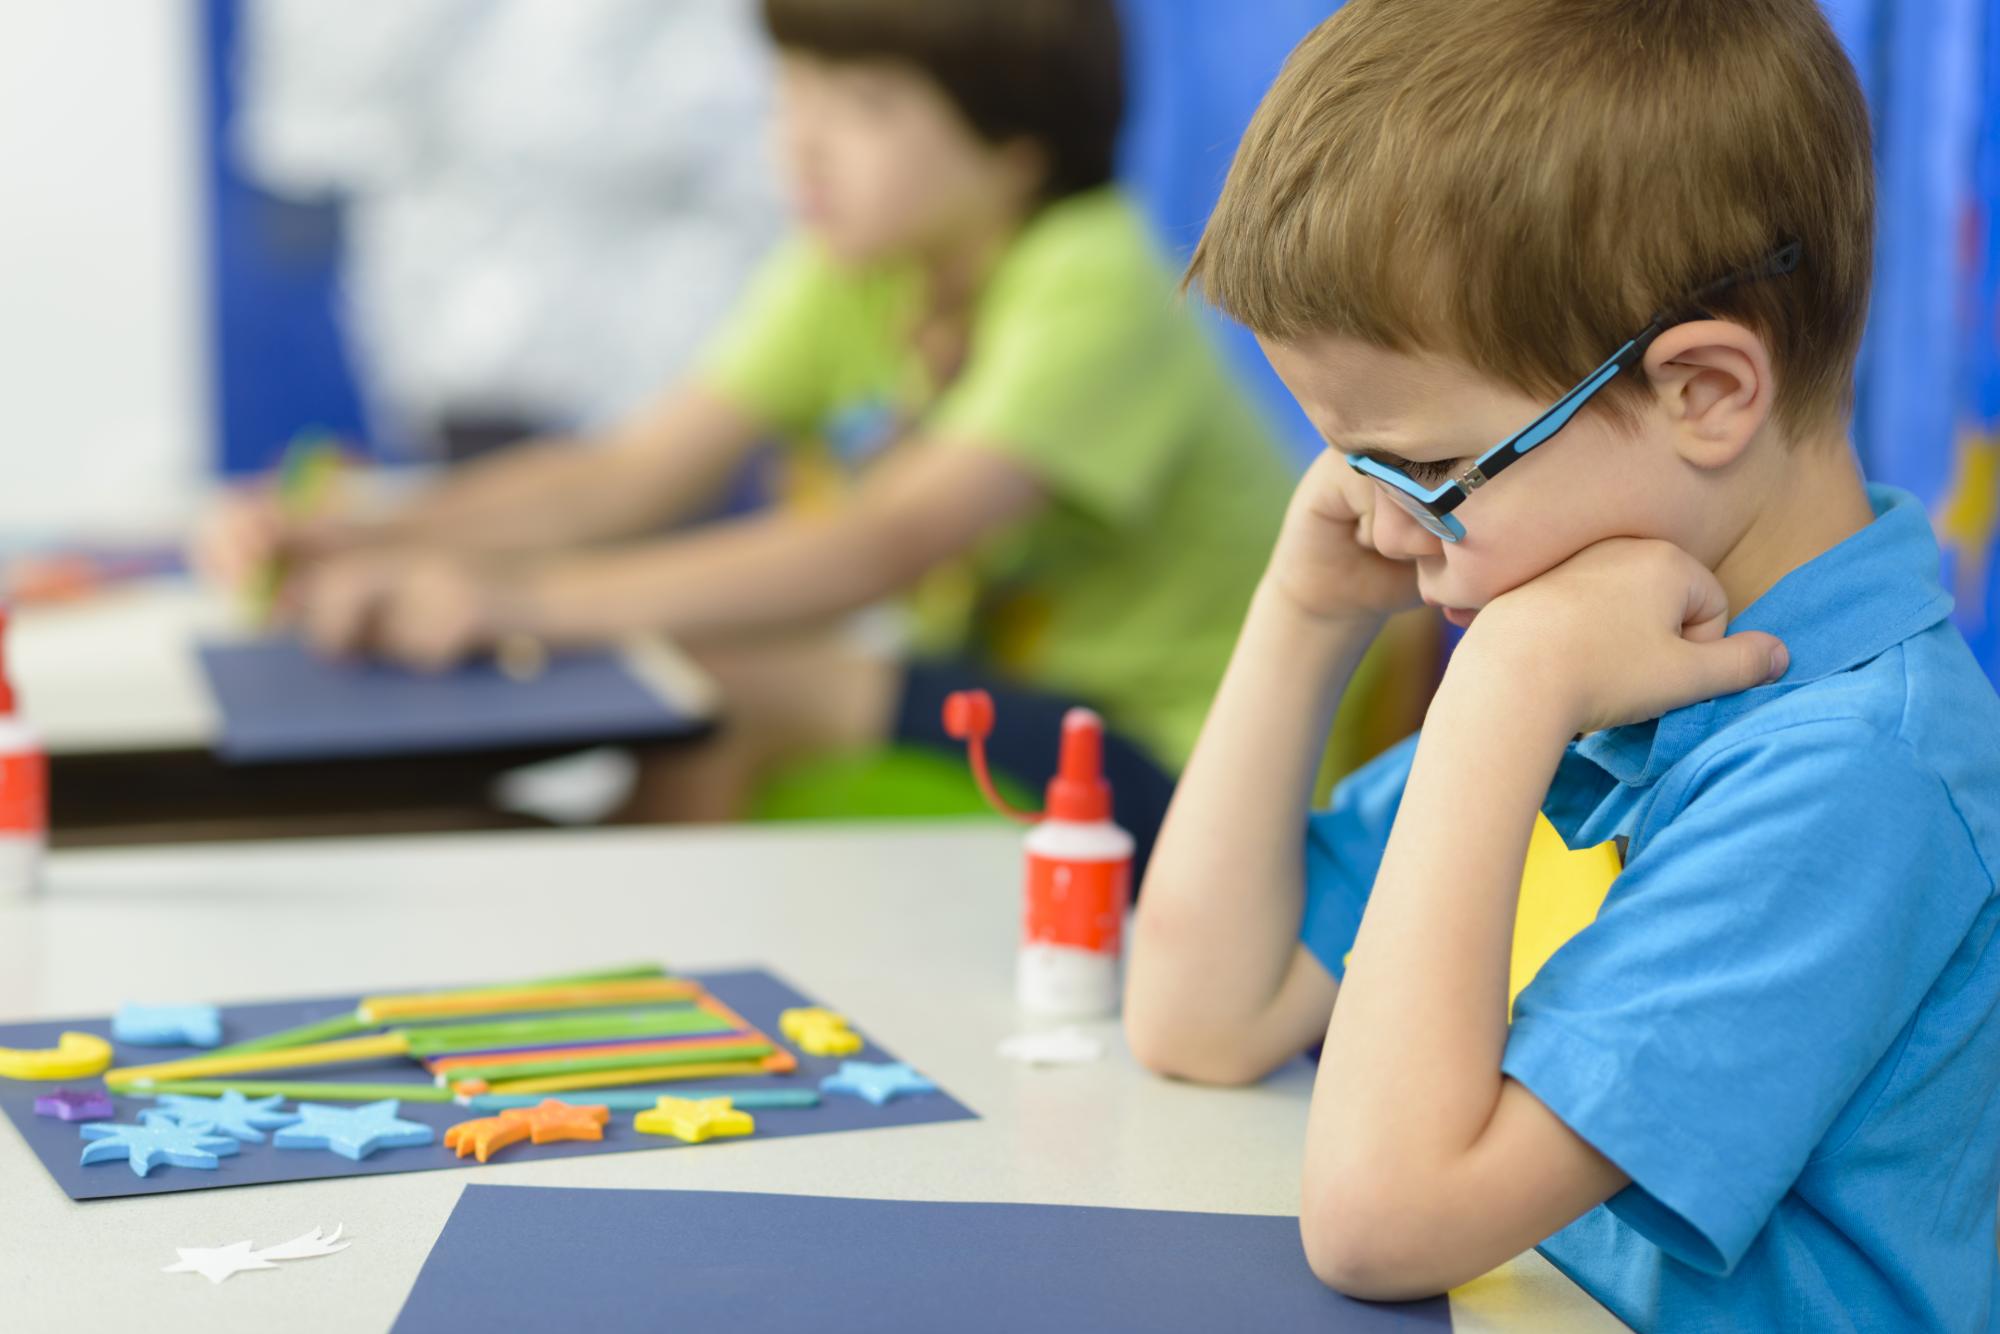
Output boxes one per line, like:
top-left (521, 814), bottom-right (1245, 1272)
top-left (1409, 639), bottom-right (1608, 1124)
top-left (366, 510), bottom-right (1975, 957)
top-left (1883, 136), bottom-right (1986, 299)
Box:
top-left (1574, 486), bottom-right (1954, 787)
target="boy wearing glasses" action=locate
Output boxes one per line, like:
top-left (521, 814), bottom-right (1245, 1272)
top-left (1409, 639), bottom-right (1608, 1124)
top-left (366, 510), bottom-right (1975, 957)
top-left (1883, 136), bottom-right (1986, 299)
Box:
top-left (1125, 1), bottom-right (2000, 1329)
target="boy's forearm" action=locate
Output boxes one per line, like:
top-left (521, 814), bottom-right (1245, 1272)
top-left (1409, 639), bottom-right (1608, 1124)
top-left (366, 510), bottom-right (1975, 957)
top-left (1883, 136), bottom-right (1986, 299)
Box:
top-left (505, 509), bottom-right (914, 646)
top-left (392, 386), bottom-right (759, 556)
top-left (1126, 581), bottom-right (1382, 1070)
top-left (1306, 656), bottom-right (1572, 1223)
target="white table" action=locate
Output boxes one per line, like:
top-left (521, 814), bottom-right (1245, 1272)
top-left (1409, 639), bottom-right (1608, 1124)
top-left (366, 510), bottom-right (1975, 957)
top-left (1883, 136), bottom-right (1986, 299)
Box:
top-left (11, 578), bottom-right (226, 756)
top-left (0, 822), bottom-right (1626, 1332)
top-left (10, 576), bottom-right (717, 757)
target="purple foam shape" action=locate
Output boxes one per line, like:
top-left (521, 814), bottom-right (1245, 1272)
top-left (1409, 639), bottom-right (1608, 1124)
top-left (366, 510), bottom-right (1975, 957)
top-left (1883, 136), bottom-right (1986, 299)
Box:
top-left (34, 1089), bottom-right (114, 1122)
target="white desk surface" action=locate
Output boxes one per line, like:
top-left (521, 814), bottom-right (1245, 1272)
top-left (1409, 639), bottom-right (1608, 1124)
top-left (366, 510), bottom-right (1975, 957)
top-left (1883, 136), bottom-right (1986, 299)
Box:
top-left (10, 577), bottom-right (717, 758)
top-left (0, 820), bottom-right (1626, 1333)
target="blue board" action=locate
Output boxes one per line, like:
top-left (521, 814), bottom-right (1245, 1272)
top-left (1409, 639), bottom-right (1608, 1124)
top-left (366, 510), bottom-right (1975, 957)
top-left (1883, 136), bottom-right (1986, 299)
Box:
top-left (0, 968), bottom-right (974, 1201)
top-left (391, 1184), bottom-right (1453, 1333)
top-left (199, 637), bottom-right (706, 763)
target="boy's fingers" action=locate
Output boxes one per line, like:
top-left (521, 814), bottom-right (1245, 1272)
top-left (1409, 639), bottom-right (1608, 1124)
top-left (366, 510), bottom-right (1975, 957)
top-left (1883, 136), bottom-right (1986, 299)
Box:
top-left (1680, 631), bottom-right (1788, 702)
top-left (302, 568), bottom-right (381, 657)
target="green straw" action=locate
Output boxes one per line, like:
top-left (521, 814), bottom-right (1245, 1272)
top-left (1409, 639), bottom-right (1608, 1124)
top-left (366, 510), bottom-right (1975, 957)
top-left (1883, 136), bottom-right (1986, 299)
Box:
top-left (203, 963), bottom-right (674, 1060)
top-left (122, 1079), bottom-right (457, 1104)
top-left (211, 1011), bottom-right (373, 1058)
top-left (437, 1041), bottom-right (772, 1085)
top-left (118, 1079), bottom-right (818, 1111)
top-left (403, 1007), bottom-right (727, 1058)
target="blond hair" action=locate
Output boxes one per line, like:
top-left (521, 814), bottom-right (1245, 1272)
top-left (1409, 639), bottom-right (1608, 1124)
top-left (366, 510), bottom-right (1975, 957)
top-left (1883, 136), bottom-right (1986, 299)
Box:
top-left (1188, 0), bottom-right (1874, 437)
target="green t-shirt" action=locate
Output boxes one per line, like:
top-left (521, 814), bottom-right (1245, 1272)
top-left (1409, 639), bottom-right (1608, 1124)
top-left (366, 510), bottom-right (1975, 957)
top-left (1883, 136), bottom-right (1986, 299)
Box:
top-left (699, 187), bottom-right (1292, 769)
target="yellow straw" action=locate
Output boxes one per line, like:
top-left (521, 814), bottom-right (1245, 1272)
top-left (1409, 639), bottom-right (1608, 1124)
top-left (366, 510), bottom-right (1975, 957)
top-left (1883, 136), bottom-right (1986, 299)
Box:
top-left (359, 978), bottom-right (697, 1024)
top-left (106, 1033), bottom-right (410, 1088)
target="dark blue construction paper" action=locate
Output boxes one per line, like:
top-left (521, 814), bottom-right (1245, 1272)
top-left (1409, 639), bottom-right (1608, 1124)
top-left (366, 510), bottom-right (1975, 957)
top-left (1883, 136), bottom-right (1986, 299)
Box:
top-left (391, 1185), bottom-right (1454, 1334)
top-left (198, 637), bottom-right (703, 762)
top-left (0, 969), bottom-right (975, 1201)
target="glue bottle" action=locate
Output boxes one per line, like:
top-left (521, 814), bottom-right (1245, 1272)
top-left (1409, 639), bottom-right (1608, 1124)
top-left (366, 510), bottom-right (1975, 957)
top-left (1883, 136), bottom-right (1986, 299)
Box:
top-left (0, 610), bottom-right (45, 898)
top-left (943, 690), bottom-right (1134, 1018)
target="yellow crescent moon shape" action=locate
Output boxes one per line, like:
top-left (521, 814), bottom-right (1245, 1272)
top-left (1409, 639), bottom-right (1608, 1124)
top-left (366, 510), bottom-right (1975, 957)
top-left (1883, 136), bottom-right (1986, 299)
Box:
top-left (0, 1031), bottom-right (114, 1081)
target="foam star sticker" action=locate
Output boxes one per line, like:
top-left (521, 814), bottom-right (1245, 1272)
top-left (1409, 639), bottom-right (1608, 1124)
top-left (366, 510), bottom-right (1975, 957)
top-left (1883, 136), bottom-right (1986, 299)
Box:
top-left (633, 1096), bottom-right (754, 1144)
top-left (818, 1060), bottom-right (937, 1106)
top-left (779, 1006), bottom-right (864, 1056)
top-left (152, 1091), bottom-right (301, 1142)
top-left (112, 1002), bottom-right (223, 1048)
top-left (33, 1088), bottom-right (115, 1122)
top-left (499, 1099), bottom-right (610, 1145)
top-left (160, 1239), bottom-right (274, 1285)
top-left (443, 1115), bottom-right (533, 1163)
top-left (78, 1119), bottom-right (241, 1176)
top-left (272, 1100), bottom-right (435, 1161)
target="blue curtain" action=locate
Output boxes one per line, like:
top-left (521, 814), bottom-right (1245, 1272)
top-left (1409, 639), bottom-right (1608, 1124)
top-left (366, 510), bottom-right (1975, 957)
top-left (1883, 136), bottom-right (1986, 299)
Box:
top-left (1826, 0), bottom-right (1998, 681)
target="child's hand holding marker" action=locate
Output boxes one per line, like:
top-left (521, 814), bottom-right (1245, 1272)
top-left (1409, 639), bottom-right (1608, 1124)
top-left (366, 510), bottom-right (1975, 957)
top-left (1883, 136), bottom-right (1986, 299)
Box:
top-left (192, 435), bottom-right (361, 621)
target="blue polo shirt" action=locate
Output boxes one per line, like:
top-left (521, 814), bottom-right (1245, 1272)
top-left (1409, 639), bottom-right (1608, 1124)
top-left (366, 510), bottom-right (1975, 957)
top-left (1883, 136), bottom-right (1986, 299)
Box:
top-left (1300, 487), bottom-right (2000, 1333)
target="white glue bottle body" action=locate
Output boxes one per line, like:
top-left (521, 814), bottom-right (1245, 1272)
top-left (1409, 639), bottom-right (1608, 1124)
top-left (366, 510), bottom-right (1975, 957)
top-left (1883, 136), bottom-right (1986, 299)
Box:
top-left (0, 611), bottom-right (45, 898)
top-left (1016, 709), bottom-right (1133, 1018)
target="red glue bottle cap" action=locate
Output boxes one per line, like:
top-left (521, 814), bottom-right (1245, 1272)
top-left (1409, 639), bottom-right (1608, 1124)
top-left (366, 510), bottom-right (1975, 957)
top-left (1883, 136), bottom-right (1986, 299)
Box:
top-left (1044, 708), bottom-right (1111, 823)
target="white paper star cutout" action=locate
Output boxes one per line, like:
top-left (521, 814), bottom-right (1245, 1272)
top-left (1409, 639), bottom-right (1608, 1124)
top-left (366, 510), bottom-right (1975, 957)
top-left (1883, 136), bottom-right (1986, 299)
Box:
top-left (161, 1225), bottom-right (350, 1284)
top-left (996, 1027), bottom-right (1105, 1066)
top-left (161, 1239), bottom-right (276, 1285)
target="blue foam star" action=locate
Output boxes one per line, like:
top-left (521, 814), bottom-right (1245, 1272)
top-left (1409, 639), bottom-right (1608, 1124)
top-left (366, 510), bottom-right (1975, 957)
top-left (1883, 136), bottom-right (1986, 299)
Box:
top-left (112, 1002), bottom-right (223, 1048)
top-left (272, 1100), bottom-right (435, 1161)
top-left (78, 1119), bottom-right (240, 1177)
top-left (818, 1060), bottom-right (938, 1106)
top-left (151, 1091), bottom-right (300, 1142)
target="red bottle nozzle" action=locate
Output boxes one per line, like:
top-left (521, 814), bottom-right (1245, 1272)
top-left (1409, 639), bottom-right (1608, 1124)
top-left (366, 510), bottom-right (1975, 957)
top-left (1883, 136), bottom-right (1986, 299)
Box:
top-left (0, 609), bottom-right (16, 715)
top-left (942, 689), bottom-right (1039, 825)
top-left (943, 691), bottom-right (1113, 826)
top-left (1045, 708), bottom-right (1111, 822)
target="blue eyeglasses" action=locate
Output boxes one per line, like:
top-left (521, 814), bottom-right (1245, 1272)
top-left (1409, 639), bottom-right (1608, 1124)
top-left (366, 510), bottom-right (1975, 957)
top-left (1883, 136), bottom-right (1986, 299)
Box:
top-left (1347, 240), bottom-right (1804, 543)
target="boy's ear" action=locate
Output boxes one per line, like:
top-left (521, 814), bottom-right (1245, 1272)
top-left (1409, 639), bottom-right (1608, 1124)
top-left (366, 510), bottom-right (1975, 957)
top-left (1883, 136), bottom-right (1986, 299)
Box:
top-left (1641, 320), bottom-right (1776, 469)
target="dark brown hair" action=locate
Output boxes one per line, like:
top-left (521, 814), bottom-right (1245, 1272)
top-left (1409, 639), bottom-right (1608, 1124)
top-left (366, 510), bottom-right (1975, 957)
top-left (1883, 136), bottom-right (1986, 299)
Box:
top-left (761, 0), bottom-right (1124, 203)
top-left (1187, 0), bottom-right (1875, 440)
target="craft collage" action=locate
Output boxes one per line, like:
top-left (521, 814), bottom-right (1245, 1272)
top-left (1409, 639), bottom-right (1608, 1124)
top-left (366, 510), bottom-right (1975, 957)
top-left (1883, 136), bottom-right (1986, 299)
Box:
top-left (5, 1), bottom-right (1999, 1332)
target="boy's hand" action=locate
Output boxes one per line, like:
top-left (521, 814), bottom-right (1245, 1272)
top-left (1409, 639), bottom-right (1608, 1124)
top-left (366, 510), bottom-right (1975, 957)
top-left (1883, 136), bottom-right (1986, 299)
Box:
top-left (1266, 451), bottom-right (1423, 624)
top-left (1460, 537), bottom-right (1788, 734)
top-left (191, 489), bottom-right (288, 589)
top-left (193, 488), bottom-right (374, 587)
top-left (295, 549), bottom-right (505, 672)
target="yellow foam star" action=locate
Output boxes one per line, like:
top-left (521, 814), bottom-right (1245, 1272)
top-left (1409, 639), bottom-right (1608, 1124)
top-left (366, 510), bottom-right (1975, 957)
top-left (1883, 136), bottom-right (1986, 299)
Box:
top-left (633, 1096), bottom-right (754, 1144)
top-left (779, 1007), bottom-right (863, 1057)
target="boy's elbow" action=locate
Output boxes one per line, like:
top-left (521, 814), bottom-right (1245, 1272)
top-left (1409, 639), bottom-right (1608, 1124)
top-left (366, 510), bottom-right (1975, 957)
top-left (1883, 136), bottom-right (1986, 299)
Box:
top-left (1123, 1004), bottom-right (1284, 1088)
top-left (1300, 1174), bottom-right (1452, 1302)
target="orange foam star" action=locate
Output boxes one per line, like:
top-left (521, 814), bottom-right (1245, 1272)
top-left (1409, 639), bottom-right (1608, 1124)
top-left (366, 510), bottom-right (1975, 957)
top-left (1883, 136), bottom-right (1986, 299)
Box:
top-left (443, 1114), bottom-right (532, 1163)
top-left (498, 1099), bottom-right (611, 1145)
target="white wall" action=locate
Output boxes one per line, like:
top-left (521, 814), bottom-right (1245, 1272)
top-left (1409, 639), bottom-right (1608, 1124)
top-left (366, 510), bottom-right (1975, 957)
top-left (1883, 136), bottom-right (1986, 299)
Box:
top-left (0, 0), bottom-right (206, 536)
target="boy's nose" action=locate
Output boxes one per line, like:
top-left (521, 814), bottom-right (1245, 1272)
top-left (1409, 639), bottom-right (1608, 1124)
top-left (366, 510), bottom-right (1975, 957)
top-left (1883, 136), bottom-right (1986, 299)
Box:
top-left (1368, 489), bottom-right (1446, 561)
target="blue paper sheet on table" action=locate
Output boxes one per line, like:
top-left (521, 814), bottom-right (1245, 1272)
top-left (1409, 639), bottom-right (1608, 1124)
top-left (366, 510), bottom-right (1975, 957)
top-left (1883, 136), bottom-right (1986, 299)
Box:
top-left (391, 1185), bottom-right (1454, 1333)
top-left (0, 968), bottom-right (974, 1201)
top-left (198, 637), bottom-right (704, 763)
